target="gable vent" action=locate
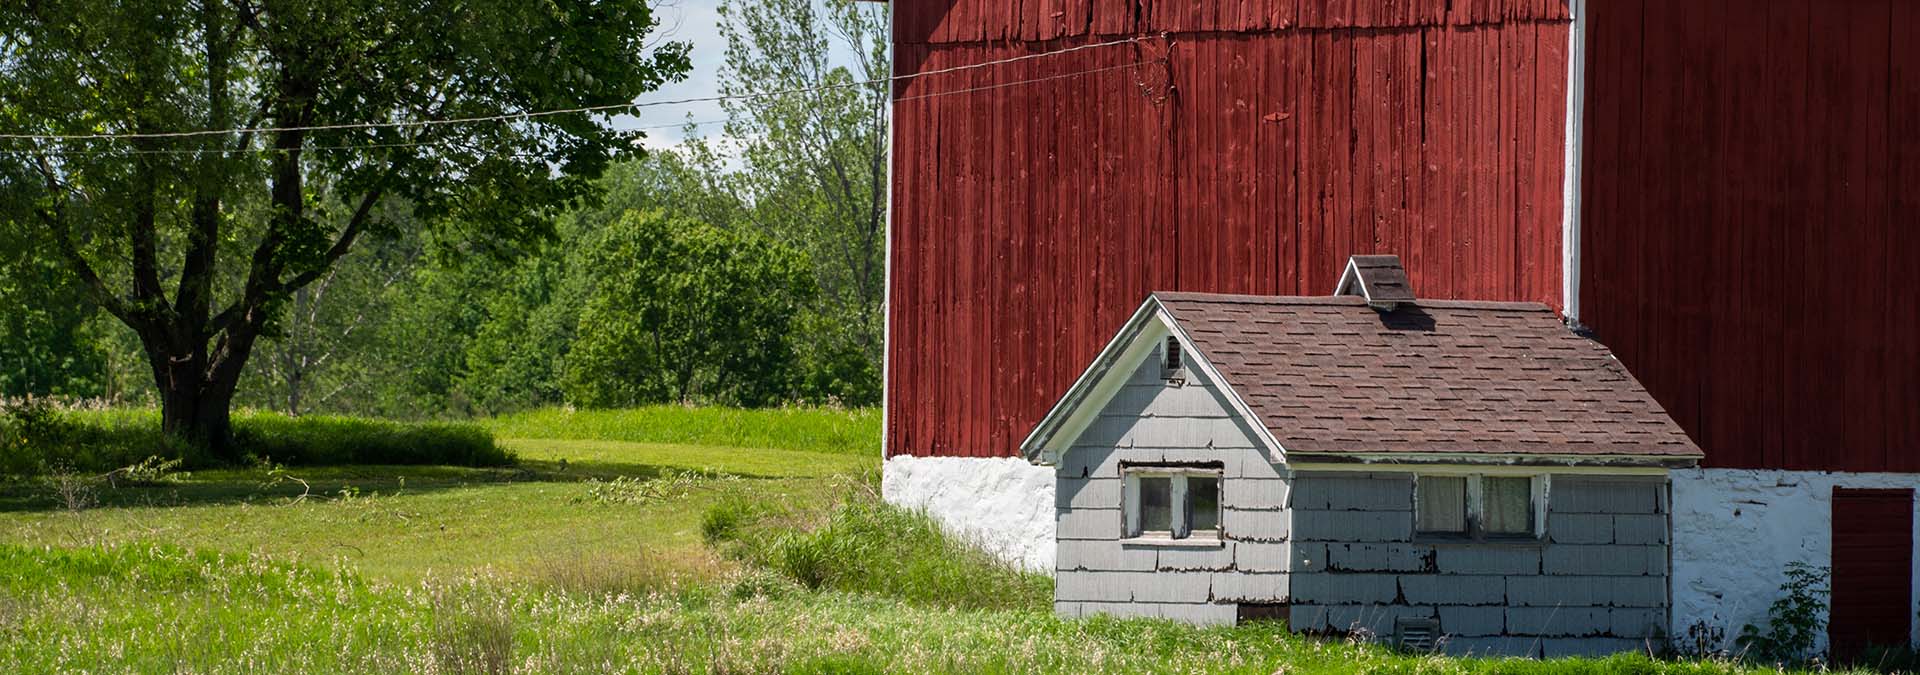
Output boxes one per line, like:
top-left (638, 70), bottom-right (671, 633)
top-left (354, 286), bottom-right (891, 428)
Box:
top-left (1161, 336), bottom-right (1187, 384)
top-left (1334, 254), bottom-right (1417, 311)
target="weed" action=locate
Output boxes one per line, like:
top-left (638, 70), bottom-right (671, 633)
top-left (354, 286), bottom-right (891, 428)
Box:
top-left (430, 586), bottom-right (516, 675)
top-left (43, 465), bottom-right (97, 511)
top-left (1675, 621), bottom-right (1731, 660)
top-left (531, 549), bottom-right (717, 598)
top-left (701, 494), bottom-right (776, 544)
top-left (706, 483), bottom-right (1053, 612)
top-left (106, 455), bottom-right (190, 487)
top-left (577, 469), bottom-right (739, 506)
top-left (1736, 562), bottom-right (1830, 665)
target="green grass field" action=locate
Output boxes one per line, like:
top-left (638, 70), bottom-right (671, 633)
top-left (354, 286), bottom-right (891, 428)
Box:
top-left (0, 407), bottom-right (1851, 674)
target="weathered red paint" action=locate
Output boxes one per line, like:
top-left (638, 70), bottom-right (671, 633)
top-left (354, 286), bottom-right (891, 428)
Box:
top-left (887, 2), bottom-right (1571, 458)
top-left (1579, 0), bottom-right (1920, 472)
top-left (1829, 488), bottom-right (1913, 658)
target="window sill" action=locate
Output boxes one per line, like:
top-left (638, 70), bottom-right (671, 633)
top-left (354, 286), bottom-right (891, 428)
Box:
top-left (1413, 533), bottom-right (1545, 547)
top-left (1121, 535), bottom-right (1226, 549)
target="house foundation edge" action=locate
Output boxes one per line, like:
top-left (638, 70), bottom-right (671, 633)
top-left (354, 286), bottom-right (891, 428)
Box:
top-left (881, 454), bottom-right (1057, 572)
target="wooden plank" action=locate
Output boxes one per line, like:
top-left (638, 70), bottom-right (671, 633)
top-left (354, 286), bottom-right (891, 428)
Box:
top-left (1830, 488), bottom-right (1914, 658)
top-left (887, 18), bottom-right (1578, 458)
top-left (1889, 0), bottom-right (1920, 472)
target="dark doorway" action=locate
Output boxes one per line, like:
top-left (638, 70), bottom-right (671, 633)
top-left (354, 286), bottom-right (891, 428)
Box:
top-left (1830, 488), bottom-right (1914, 659)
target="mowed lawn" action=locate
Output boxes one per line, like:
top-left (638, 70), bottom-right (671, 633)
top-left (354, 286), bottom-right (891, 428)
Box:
top-left (0, 407), bottom-right (1847, 674)
top-left (0, 435), bottom-right (868, 583)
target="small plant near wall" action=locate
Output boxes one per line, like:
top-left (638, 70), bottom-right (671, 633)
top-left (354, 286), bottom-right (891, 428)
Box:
top-left (1673, 621), bottom-right (1729, 661)
top-left (1735, 561), bottom-right (1830, 665)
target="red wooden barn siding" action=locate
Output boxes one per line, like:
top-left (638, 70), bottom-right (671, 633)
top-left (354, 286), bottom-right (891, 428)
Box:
top-left (1579, 0), bottom-right (1920, 472)
top-left (887, 1), bottom-right (1573, 458)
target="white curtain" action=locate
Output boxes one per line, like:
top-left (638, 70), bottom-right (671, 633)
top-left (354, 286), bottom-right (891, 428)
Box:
top-left (1416, 476), bottom-right (1467, 533)
top-left (1482, 477), bottom-right (1533, 534)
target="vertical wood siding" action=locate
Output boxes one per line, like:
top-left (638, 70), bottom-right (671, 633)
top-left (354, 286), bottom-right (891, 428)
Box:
top-left (888, 2), bottom-right (1571, 458)
top-left (1580, 0), bottom-right (1920, 472)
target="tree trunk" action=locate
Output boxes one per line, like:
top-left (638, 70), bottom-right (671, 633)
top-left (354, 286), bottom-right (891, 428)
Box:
top-left (147, 333), bottom-right (247, 464)
top-left (159, 379), bottom-right (238, 463)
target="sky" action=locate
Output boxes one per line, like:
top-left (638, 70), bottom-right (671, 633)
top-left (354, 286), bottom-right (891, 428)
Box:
top-left (609, 0), bottom-right (877, 154)
top-left (612, 0), bottom-right (735, 152)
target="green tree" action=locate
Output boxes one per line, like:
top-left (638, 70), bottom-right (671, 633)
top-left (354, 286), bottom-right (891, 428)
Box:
top-left (0, 230), bottom-right (109, 398)
top-left (0, 0), bottom-right (690, 458)
top-left (238, 221), bottom-right (421, 416)
top-left (562, 210), bottom-right (813, 408)
top-left (718, 0), bottom-right (889, 405)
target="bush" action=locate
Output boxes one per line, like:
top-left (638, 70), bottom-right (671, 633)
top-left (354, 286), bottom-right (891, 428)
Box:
top-left (232, 412), bottom-right (510, 468)
top-left (561, 210), bottom-right (815, 408)
top-left (483, 405), bottom-right (878, 456)
top-left (0, 403), bottom-right (511, 477)
top-left (705, 485), bottom-right (1052, 612)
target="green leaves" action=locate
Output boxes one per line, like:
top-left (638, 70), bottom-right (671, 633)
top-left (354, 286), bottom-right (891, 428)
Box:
top-left (562, 210), bottom-right (814, 408)
top-left (0, 0), bottom-right (691, 447)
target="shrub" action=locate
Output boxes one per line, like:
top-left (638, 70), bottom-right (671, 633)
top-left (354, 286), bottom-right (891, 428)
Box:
top-left (231, 412), bottom-right (510, 468)
top-left (0, 403), bottom-right (511, 476)
top-left (705, 486), bottom-right (1053, 612)
top-left (1736, 562), bottom-right (1830, 664)
top-left (483, 405), bottom-right (879, 456)
top-left (0, 401), bottom-right (201, 477)
top-left (701, 495), bottom-right (776, 545)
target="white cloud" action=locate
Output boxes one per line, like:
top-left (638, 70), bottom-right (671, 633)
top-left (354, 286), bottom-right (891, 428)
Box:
top-left (612, 0), bottom-right (734, 149)
top-left (611, 0), bottom-right (877, 155)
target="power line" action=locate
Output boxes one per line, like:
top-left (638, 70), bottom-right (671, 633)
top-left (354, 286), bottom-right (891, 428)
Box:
top-left (0, 118), bottom-right (736, 157)
top-left (0, 55), bottom-right (1165, 157)
top-left (0, 35), bottom-right (1158, 144)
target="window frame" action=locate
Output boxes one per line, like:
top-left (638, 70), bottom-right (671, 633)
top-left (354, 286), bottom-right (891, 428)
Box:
top-left (1121, 464), bottom-right (1224, 545)
top-left (1412, 473), bottom-right (1549, 543)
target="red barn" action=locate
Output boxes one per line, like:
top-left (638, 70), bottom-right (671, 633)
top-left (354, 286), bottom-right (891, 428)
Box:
top-left (879, 0), bottom-right (1920, 653)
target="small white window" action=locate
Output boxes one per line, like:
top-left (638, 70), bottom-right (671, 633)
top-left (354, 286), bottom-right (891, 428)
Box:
top-left (1124, 466), bottom-right (1222, 541)
top-left (1415, 474), bottom-right (1544, 540)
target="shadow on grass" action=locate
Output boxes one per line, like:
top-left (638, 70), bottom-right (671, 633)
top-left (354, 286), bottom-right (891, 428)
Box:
top-left (0, 459), bottom-right (791, 513)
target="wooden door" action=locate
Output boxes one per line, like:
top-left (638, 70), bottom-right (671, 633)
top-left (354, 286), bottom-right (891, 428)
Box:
top-left (1830, 488), bottom-right (1913, 658)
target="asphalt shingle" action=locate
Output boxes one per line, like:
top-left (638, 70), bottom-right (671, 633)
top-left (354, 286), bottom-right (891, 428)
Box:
top-left (1153, 292), bottom-right (1702, 460)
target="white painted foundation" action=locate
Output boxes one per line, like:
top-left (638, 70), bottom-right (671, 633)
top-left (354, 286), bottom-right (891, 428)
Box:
top-left (1671, 468), bottom-right (1920, 652)
top-left (881, 455), bottom-right (1056, 572)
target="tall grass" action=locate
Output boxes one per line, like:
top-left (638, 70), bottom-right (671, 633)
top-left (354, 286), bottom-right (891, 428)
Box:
top-left (704, 483), bottom-right (1053, 612)
top-left (0, 404), bottom-right (510, 476)
top-left (484, 405), bottom-right (879, 456)
top-left (0, 542), bottom-right (1837, 674)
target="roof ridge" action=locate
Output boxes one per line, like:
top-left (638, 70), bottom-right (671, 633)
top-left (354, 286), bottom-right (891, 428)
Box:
top-left (1152, 291), bottom-right (1553, 313)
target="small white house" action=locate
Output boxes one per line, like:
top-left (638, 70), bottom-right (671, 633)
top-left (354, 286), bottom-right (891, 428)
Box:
top-left (1020, 255), bottom-right (1702, 657)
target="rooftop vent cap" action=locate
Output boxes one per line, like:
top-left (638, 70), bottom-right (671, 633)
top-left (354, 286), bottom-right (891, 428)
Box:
top-left (1334, 254), bottom-right (1416, 311)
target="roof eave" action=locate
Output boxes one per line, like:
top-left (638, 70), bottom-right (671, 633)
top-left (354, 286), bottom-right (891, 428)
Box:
top-left (1285, 451), bottom-right (1702, 470)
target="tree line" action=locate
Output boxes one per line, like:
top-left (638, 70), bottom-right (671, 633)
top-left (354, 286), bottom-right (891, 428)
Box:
top-left (0, 0), bottom-right (887, 447)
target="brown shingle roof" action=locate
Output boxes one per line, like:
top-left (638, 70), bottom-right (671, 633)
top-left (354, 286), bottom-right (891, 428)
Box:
top-left (1154, 292), bottom-right (1702, 460)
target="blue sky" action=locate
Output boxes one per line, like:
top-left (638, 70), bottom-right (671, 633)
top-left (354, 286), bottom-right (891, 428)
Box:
top-left (614, 0), bottom-right (735, 151)
top-left (611, 0), bottom-right (877, 154)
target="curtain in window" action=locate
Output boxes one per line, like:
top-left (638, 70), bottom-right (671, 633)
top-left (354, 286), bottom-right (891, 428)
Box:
top-left (1186, 476), bottom-right (1220, 532)
top-left (1139, 477), bottom-right (1173, 533)
top-left (1415, 476), bottom-right (1467, 533)
top-left (1482, 477), bottom-right (1533, 534)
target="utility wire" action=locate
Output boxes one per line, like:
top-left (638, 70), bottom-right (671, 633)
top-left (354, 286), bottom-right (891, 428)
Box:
top-left (0, 35), bottom-right (1158, 144)
top-left (0, 55), bottom-right (1164, 157)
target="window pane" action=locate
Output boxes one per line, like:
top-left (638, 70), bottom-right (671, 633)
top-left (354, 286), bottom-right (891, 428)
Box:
top-left (1482, 477), bottom-right (1533, 534)
top-left (1186, 476), bottom-right (1220, 533)
top-left (1416, 476), bottom-right (1467, 534)
top-left (1139, 477), bottom-right (1173, 533)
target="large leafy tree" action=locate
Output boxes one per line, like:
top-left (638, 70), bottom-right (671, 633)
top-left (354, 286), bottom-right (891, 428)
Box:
top-left (718, 0), bottom-right (888, 404)
top-left (0, 0), bottom-right (689, 458)
top-left (562, 210), bottom-right (813, 408)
